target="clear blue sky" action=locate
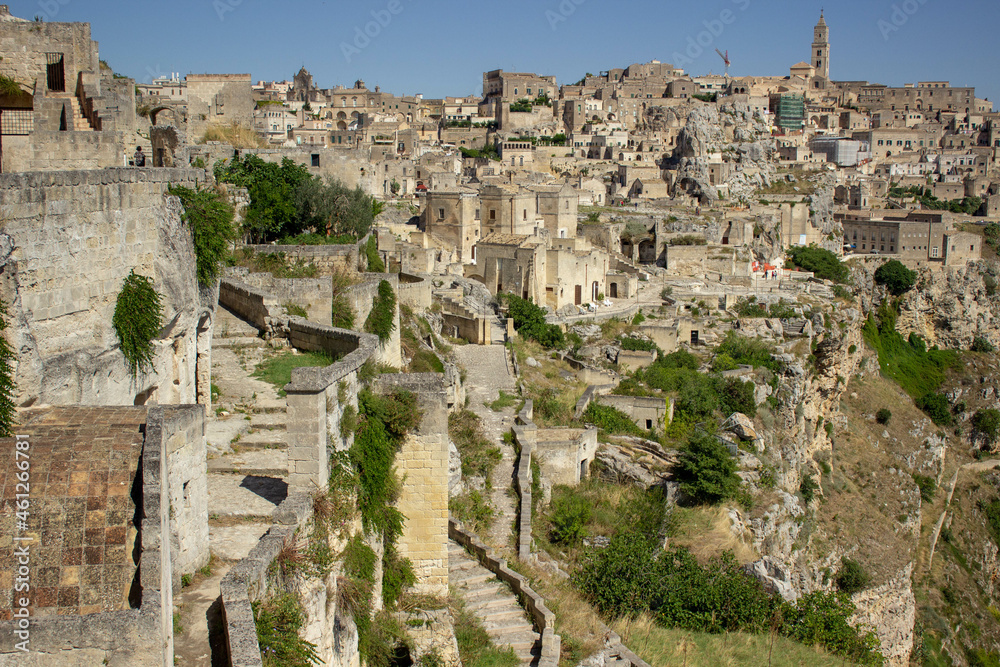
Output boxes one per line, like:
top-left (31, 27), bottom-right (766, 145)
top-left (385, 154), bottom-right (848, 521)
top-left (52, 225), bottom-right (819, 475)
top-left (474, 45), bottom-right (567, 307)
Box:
top-left (10, 0), bottom-right (1000, 106)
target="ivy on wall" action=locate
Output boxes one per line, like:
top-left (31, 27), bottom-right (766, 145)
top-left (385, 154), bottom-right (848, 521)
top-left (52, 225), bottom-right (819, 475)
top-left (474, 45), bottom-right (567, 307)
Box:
top-left (113, 270), bottom-right (163, 382)
top-left (364, 280), bottom-right (396, 344)
top-left (365, 235), bottom-right (385, 273)
top-left (0, 299), bottom-right (17, 437)
top-left (168, 185), bottom-right (237, 286)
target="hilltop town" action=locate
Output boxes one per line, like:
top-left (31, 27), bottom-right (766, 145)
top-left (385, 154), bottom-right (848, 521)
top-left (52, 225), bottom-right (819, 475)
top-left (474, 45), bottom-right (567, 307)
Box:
top-left (1, 5), bottom-right (1000, 667)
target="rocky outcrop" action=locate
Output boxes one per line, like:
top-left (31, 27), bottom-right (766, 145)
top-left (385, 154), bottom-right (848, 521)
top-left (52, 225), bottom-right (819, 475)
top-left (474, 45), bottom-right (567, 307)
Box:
top-left (850, 565), bottom-right (916, 667)
top-left (671, 101), bottom-right (775, 205)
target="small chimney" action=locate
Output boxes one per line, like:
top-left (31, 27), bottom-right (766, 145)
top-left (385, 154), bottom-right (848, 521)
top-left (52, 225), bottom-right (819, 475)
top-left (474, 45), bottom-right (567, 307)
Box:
top-left (0, 6), bottom-right (10, 16)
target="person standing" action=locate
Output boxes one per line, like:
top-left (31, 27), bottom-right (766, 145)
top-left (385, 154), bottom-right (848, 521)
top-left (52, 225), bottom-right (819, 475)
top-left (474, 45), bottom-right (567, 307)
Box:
top-left (133, 146), bottom-right (146, 167)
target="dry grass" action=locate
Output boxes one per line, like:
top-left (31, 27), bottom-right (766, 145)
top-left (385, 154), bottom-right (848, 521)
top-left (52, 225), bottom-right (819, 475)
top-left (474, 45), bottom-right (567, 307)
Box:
top-left (613, 615), bottom-right (855, 667)
top-left (199, 121), bottom-right (268, 148)
top-left (668, 506), bottom-right (757, 564)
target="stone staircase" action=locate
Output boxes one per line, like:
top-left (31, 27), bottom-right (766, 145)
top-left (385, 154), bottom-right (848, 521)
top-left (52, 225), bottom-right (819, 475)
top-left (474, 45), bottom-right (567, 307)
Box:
top-left (205, 306), bottom-right (289, 557)
top-left (449, 541), bottom-right (541, 665)
top-left (48, 92), bottom-right (95, 131)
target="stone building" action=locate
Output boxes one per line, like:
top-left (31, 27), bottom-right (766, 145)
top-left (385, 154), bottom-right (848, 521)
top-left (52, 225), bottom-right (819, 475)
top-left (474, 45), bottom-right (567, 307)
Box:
top-left (0, 6), bottom-right (139, 172)
top-left (838, 210), bottom-right (982, 264)
top-left (185, 73), bottom-right (254, 142)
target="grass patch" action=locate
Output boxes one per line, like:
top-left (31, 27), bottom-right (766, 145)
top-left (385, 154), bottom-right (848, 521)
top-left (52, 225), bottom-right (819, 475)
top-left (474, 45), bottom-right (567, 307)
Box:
top-left (253, 349), bottom-right (339, 397)
top-left (861, 305), bottom-right (959, 400)
top-left (452, 599), bottom-right (520, 667)
top-left (449, 410), bottom-right (502, 479)
top-left (487, 390), bottom-right (520, 412)
top-left (614, 615), bottom-right (857, 667)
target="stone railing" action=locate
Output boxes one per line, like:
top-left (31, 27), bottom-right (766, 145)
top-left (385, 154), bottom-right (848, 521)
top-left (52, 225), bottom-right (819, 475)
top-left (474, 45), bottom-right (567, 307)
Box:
top-left (219, 277), bottom-right (281, 335)
top-left (513, 400), bottom-right (536, 560)
top-left (220, 494), bottom-right (313, 667)
top-left (397, 272), bottom-right (432, 310)
top-left (448, 519), bottom-right (560, 667)
top-left (572, 383), bottom-right (617, 419)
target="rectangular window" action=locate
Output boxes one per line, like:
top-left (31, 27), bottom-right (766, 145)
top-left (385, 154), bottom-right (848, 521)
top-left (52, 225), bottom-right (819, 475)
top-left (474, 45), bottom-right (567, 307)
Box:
top-left (489, 209), bottom-right (496, 220)
top-left (311, 154), bottom-right (320, 167)
top-left (438, 208), bottom-right (445, 220)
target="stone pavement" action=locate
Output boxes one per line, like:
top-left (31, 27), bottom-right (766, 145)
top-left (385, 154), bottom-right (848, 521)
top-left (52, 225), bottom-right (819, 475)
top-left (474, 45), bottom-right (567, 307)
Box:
top-left (452, 345), bottom-right (519, 548)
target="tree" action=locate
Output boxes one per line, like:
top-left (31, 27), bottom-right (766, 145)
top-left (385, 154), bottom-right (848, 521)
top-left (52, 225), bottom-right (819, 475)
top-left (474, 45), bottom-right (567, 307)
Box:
top-left (874, 259), bottom-right (917, 296)
top-left (501, 294), bottom-right (564, 349)
top-left (835, 557), bottom-right (870, 595)
top-left (786, 246), bottom-right (849, 283)
top-left (675, 433), bottom-right (740, 505)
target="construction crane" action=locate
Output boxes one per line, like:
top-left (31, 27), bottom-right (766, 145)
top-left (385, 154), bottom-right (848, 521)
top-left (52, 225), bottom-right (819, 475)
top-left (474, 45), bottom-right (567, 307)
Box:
top-left (716, 49), bottom-right (731, 78)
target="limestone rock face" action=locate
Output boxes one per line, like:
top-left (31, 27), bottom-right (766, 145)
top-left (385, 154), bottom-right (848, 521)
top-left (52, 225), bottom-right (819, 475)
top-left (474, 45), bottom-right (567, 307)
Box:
top-left (672, 101), bottom-right (776, 205)
top-left (448, 439), bottom-right (463, 496)
top-left (743, 556), bottom-right (798, 602)
top-left (850, 565), bottom-right (916, 667)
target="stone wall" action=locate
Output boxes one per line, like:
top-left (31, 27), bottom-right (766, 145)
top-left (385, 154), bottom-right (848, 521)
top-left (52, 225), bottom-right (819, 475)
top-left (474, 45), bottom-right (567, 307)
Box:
top-left (218, 277), bottom-right (280, 335)
top-left (232, 269), bottom-right (333, 326)
top-left (0, 168), bottom-right (210, 408)
top-left (376, 374), bottom-right (450, 596)
top-left (163, 406), bottom-right (210, 590)
top-left (0, 407), bottom-right (198, 666)
top-left (534, 428), bottom-right (599, 488)
top-left (185, 74), bottom-right (253, 142)
top-left (244, 243), bottom-right (361, 276)
top-left (351, 274), bottom-right (402, 367)
top-left (242, 148), bottom-right (377, 194)
top-left (397, 273), bottom-right (432, 310)
top-left (513, 401), bottom-right (537, 560)
top-left (595, 395), bottom-right (672, 431)
top-left (2, 130), bottom-right (123, 172)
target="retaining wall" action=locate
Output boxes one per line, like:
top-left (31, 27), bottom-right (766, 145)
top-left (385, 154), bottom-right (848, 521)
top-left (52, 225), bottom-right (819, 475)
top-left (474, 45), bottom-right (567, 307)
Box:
top-left (513, 401), bottom-right (536, 560)
top-left (245, 242), bottom-right (360, 276)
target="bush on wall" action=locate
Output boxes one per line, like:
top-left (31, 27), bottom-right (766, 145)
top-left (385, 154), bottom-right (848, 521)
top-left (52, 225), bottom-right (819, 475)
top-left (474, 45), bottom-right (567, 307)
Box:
top-left (113, 270), bottom-right (163, 382)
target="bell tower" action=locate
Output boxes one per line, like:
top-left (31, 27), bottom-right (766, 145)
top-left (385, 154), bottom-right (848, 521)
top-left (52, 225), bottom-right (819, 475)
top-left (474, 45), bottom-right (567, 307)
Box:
top-left (812, 11), bottom-right (830, 81)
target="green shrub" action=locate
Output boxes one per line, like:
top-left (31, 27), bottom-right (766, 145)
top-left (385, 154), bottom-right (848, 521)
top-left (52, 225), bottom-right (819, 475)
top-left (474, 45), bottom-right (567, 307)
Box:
top-left (973, 409), bottom-right (1000, 443)
top-left (364, 280), bottom-right (396, 344)
top-left (862, 305), bottom-right (959, 399)
top-left (584, 402), bottom-right (645, 436)
top-left (449, 410), bottom-right (502, 479)
top-left (549, 491), bottom-right (591, 544)
top-left (113, 270), bottom-right (164, 383)
top-left (916, 392), bottom-right (952, 426)
top-left (875, 408), bottom-right (891, 425)
top-left (500, 293), bottom-right (564, 349)
top-left (618, 336), bottom-right (658, 353)
top-left (284, 302), bottom-right (308, 319)
top-left (253, 593), bottom-right (320, 666)
top-left (786, 246), bottom-right (849, 283)
top-left (718, 377), bottom-right (756, 418)
top-left (912, 474), bottom-right (936, 502)
top-left (981, 498), bottom-right (1000, 547)
top-left (676, 433), bottom-right (740, 505)
top-left (169, 185), bottom-right (238, 286)
top-left (800, 475), bottom-right (819, 504)
top-left (873, 260), bottom-right (917, 296)
top-left (0, 300), bottom-right (16, 437)
top-left (716, 331), bottom-right (779, 370)
top-left (835, 557), bottom-right (870, 595)
top-left (972, 336), bottom-right (995, 353)
top-left (365, 235), bottom-right (385, 273)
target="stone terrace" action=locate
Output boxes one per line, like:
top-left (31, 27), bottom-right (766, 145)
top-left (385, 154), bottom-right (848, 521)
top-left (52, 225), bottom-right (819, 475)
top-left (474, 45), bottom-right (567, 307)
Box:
top-left (0, 407), bottom-right (146, 620)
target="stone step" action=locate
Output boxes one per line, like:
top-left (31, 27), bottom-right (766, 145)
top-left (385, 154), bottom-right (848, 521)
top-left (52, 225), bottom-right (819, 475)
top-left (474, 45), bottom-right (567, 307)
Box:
top-left (209, 449), bottom-right (288, 478)
top-left (250, 413), bottom-right (287, 430)
top-left (483, 616), bottom-right (534, 634)
top-left (457, 582), bottom-right (503, 601)
top-left (236, 430), bottom-right (287, 451)
top-left (475, 607), bottom-right (526, 624)
top-left (207, 473), bottom-right (287, 520)
top-left (449, 568), bottom-right (494, 588)
top-left (214, 336), bottom-right (265, 349)
top-left (253, 399), bottom-right (287, 414)
top-left (466, 593), bottom-right (518, 612)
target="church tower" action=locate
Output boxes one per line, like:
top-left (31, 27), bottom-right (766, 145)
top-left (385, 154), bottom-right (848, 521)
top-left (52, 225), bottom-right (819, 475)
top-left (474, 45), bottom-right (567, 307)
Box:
top-left (812, 11), bottom-right (830, 81)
